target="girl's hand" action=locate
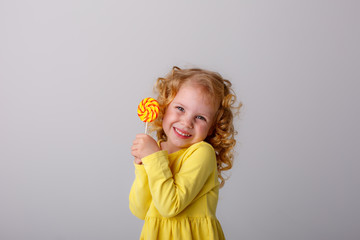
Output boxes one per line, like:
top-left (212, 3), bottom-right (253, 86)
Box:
top-left (131, 134), bottom-right (160, 160)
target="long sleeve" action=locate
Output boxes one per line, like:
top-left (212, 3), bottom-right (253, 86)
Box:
top-left (141, 142), bottom-right (217, 218)
top-left (129, 163), bottom-right (152, 220)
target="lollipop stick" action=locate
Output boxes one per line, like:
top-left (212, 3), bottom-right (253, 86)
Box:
top-left (145, 122), bottom-right (148, 134)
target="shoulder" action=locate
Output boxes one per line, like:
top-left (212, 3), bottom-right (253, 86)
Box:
top-left (182, 141), bottom-right (216, 163)
top-left (188, 141), bottom-right (215, 152)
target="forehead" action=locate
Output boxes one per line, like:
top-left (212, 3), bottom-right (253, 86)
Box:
top-left (176, 82), bottom-right (210, 99)
top-left (173, 82), bottom-right (218, 113)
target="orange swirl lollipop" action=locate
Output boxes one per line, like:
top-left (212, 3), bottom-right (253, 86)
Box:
top-left (137, 97), bottom-right (159, 133)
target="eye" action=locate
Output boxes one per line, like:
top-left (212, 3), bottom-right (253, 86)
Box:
top-left (196, 115), bottom-right (207, 121)
top-left (176, 106), bottom-right (184, 112)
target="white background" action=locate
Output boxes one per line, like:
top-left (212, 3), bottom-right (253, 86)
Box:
top-left (1, 0), bottom-right (359, 239)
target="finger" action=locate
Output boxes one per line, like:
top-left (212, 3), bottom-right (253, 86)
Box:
top-left (136, 133), bottom-right (146, 138)
top-left (131, 149), bottom-right (138, 158)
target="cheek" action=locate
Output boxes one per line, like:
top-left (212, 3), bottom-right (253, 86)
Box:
top-left (162, 110), bottom-right (176, 128)
top-left (165, 109), bottom-right (180, 121)
top-left (197, 124), bottom-right (211, 137)
top-left (162, 115), bottom-right (170, 129)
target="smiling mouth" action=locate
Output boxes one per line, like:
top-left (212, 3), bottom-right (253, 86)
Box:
top-left (174, 127), bottom-right (191, 137)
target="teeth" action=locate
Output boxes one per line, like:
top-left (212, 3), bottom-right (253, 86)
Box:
top-left (175, 128), bottom-right (191, 137)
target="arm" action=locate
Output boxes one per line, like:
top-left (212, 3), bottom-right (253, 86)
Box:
top-left (142, 143), bottom-right (217, 218)
top-left (129, 134), bottom-right (160, 219)
top-left (129, 162), bottom-right (152, 220)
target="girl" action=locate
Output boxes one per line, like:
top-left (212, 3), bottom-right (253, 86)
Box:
top-left (130, 66), bottom-right (241, 240)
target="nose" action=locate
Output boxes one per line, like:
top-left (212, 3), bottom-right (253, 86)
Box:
top-left (182, 114), bottom-right (194, 129)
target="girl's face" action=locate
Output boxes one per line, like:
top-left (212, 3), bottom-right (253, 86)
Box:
top-left (161, 82), bottom-right (218, 154)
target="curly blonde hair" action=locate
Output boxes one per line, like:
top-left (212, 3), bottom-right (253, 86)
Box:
top-left (150, 66), bottom-right (242, 187)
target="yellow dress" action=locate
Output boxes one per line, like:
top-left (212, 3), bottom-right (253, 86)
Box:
top-left (129, 141), bottom-right (225, 240)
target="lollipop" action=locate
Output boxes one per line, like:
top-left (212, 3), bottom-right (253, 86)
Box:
top-left (137, 97), bottom-right (159, 134)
